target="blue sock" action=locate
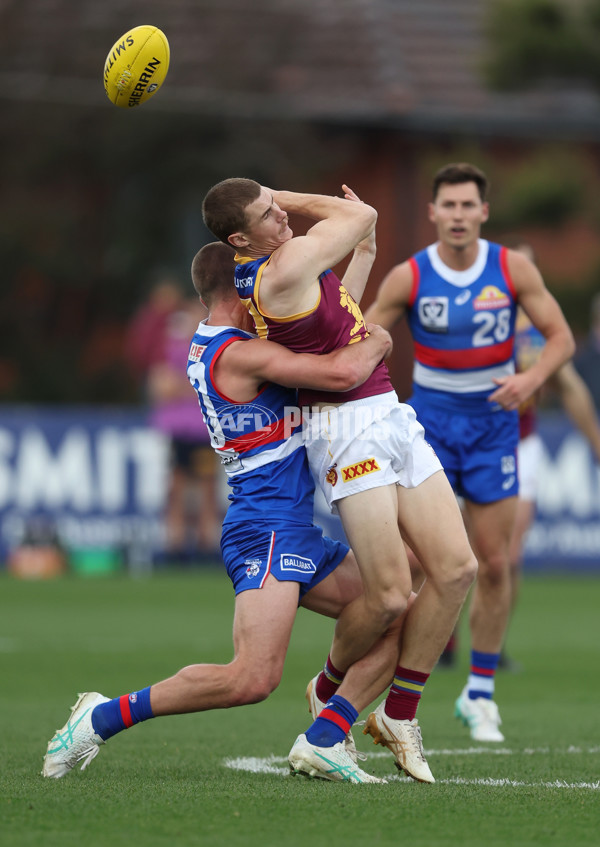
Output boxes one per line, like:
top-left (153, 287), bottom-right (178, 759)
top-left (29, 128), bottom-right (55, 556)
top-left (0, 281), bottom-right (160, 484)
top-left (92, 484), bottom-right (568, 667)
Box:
top-left (305, 695), bottom-right (358, 748)
top-left (91, 687), bottom-right (154, 741)
top-left (467, 650), bottom-right (500, 700)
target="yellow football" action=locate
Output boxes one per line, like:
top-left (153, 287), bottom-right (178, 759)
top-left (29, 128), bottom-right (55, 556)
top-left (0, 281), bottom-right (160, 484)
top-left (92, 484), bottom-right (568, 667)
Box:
top-left (103, 25), bottom-right (170, 108)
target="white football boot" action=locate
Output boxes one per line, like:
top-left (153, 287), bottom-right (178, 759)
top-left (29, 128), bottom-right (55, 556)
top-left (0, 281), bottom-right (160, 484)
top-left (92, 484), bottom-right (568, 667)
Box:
top-left (363, 701), bottom-right (435, 783)
top-left (305, 675), bottom-right (364, 763)
top-left (288, 734), bottom-right (386, 784)
top-left (454, 687), bottom-right (505, 742)
top-left (42, 692), bottom-right (110, 778)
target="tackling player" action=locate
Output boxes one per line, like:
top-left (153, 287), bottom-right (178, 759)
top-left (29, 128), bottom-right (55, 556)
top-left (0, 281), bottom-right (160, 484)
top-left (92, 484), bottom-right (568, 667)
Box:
top-left (42, 242), bottom-right (400, 785)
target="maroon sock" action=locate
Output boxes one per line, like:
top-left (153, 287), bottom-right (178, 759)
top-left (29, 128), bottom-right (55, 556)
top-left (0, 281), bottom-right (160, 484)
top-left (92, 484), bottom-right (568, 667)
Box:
top-left (315, 655), bottom-right (346, 703)
top-left (385, 666), bottom-right (430, 721)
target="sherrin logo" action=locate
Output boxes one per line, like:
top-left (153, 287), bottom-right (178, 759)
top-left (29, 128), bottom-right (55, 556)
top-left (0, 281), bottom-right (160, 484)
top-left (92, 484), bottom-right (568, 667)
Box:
top-left (341, 458), bottom-right (380, 482)
top-left (128, 58), bottom-right (162, 106)
top-left (474, 285), bottom-right (510, 310)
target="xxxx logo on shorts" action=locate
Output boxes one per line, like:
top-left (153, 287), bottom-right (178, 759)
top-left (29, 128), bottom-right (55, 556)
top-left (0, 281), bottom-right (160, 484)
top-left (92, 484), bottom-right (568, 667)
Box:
top-left (341, 458), bottom-right (380, 482)
top-left (325, 464), bottom-right (338, 486)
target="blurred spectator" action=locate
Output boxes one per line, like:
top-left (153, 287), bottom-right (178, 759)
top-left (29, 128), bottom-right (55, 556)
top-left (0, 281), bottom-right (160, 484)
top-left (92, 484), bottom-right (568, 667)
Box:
top-left (126, 275), bottom-right (184, 386)
top-left (127, 280), bottom-right (223, 563)
top-left (574, 292), bottom-right (600, 409)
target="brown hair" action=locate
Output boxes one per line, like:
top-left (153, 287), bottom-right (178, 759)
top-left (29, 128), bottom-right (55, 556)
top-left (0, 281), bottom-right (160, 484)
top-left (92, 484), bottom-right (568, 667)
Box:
top-left (432, 163), bottom-right (489, 202)
top-left (202, 178), bottom-right (262, 244)
top-left (191, 241), bottom-right (237, 307)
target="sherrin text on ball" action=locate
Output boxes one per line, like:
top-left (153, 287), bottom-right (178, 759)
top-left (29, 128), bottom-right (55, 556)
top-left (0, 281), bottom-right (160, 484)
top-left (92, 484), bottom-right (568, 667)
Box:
top-left (103, 25), bottom-right (170, 108)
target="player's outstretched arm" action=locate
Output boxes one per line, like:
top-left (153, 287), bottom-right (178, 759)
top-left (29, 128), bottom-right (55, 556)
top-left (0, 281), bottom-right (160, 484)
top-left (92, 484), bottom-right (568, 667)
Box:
top-left (339, 184), bottom-right (377, 303)
top-left (268, 189), bottom-right (377, 294)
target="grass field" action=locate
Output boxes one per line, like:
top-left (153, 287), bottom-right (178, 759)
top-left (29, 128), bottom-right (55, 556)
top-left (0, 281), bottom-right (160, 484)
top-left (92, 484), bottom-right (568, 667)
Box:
top-left (1, 569), bottom-right (598, 847)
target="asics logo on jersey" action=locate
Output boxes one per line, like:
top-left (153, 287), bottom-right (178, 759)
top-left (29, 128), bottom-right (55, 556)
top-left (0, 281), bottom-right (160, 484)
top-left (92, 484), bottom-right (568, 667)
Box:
top-left (341, 458), bottom-right (380, 482)
top-left (455, 290), bottom-right (471, 306)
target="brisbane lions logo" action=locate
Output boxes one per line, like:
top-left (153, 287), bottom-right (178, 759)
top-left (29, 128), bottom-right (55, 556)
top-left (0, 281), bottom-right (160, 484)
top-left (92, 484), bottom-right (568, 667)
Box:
top-left (339, 285), bottom-right (366, 340)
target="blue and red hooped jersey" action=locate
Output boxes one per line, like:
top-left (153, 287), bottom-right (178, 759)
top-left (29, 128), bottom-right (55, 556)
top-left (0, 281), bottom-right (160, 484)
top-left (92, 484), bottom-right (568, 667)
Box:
top-left (406, 239), bottom-right (518, 413)
top-left (233, 254), bottom-right (393, 406)
top-left (186, 321), bottom-right (314, 524)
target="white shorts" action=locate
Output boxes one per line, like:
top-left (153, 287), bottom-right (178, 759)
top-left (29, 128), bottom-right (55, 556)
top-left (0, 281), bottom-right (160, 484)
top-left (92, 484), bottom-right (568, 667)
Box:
top-left (517, 432), bottom-right (544, 502)
top-left (303, 390), bottom-right (443, 512)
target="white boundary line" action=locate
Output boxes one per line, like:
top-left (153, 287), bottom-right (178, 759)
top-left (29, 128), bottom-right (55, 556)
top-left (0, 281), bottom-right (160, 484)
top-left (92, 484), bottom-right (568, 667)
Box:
top-left (223, 750), bottom-right (600, 791)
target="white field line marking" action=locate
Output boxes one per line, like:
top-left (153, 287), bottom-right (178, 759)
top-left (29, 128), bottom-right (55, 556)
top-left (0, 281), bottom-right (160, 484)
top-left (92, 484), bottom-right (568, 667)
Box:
top-left (224, 756), bottom-right (288, 775)
top-left (385, 774), bottom-right (600, 790)
top-left (223, 749), bottom-right (600, 791)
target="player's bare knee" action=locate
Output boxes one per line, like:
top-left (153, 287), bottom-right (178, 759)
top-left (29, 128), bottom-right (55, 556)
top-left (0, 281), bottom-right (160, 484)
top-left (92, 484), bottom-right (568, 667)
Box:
top-left (433, 550), bottom-right (477, 596)
top-left (382, 611), bottom-right (406, 642)
top-left (223, 676), bottom-right (276, 707)
top-left (240, 672), bottom-right (280, 705)
top-left (367, 586), bottom-right (409, 625)
top-left (476, 553), bottom-right (507, 589)
top-left (461, 551), bottom-right (478, 588)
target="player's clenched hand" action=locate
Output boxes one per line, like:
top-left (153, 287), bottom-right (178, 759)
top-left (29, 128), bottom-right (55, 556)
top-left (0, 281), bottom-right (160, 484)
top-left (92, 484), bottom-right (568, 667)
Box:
top-left (343, 184), bottom-right (376, 255)
top-left (365, 323), bottom-right (393, 359)
top-left (342, 184), bottom-right (362, 203)
top-left (489, 372), bottom-right (538, 411)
